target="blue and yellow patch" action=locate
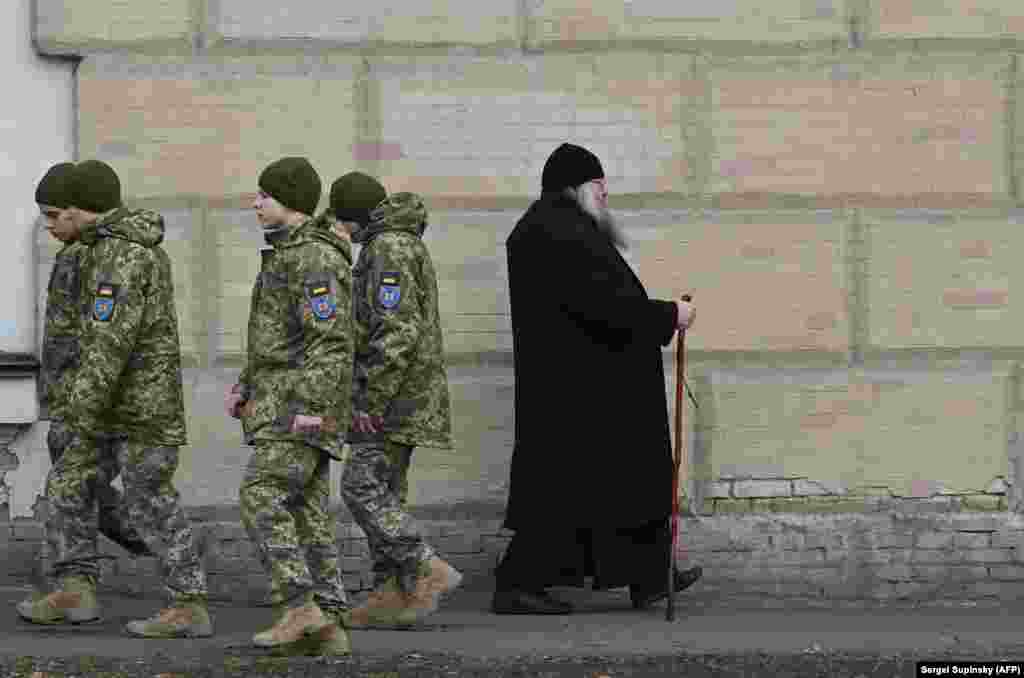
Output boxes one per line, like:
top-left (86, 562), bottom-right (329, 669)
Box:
top-left (307, 282), bottom-right (336, 320)
top-left (92, 283), bottom-right (118, 322)
top-left (378, 271), bottom-right (401, 310)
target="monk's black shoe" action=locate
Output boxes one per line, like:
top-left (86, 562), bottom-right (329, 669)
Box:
top-left (630, 566), bottom-right (703, 610)
top-left (491, 589), bottom-right (573, 615)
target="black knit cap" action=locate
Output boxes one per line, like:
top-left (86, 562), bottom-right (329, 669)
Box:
top-left (330, 172), bottom-right (387, 224)
top-left (258, 157), bottom-right (322, 217)
top-left (35, 162), bottom-right (76, 208)
top-left (541, 143), bottom-right (604, 192)
top-left (69, 159), bottom-right (122, 213)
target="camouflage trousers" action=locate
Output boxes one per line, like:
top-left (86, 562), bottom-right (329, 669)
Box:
top-left (341, 442), bottom-right (435, 593)
top-left (38, 421), bottom-right (142, 591)
top-left (45, 431), bottom-right (208, 601)
top-left (239, 440), bottom-right (349, 615)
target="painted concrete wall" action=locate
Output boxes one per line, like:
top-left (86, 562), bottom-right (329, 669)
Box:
top-left (12, 0), bottom-right (1024, 523)
top-left (1, 0), bottom-right (74, 356)
top-left (0, 0), bottom-right (73, 513)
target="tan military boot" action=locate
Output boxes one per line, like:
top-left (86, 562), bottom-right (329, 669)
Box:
top-left (124, 596), bottom-right (213, 638)
top-left (252, 591), bottom-right (331, 649)
top-left (393, 557), bottom-right (463, 626)
top-left (342, 576), bottom-right (410, 628)
top-left (17, 587), bottom-right (47, 606)
top-left (16, 575), bottom-right (101, 625)
top-left (273, 620), bottom-right (352, 657)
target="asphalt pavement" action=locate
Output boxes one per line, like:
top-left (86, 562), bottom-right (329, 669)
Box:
top-left (2, 582), bottom-right (1024, 677)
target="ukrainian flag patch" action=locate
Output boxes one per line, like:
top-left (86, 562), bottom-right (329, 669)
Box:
top-left (93, 282), bottom-right (118, 322)
top-left (307, 280), bottom-right (336, 320)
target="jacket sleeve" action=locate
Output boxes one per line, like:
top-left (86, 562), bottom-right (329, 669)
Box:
top-left (354, 238), bottom-right (423, 418)
top-left (39, 244), bottom-right (82, 418)
top-left (233, 278), bottom-right (254, 400)
top-left (542, 217), bottom-right (678, 347)
top-left (288, 244), bottom-right (353, 428)
top-left (65, 243), bottom-right (151, 437)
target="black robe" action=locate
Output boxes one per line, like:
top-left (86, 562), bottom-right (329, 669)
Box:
top-left (499, 191), bottom-right (679, 590)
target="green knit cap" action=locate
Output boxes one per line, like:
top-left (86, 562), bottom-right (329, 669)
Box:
top-left (370, 192), bottom-right (428, 232)
top-left (69, 160), bottom-right (122, 213)
top-left (329, 172), bottom-right (387, 225)
top-left (35, 162), bottom-right (76, 208)
top-left (258, 157), bottom-right (321, 217)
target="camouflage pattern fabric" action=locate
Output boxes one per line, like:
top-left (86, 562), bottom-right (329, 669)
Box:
top-left (44, 436), bottom-right (206, 600)
top-left (240, 440), bottom-right (348, 611)
top-left (37, 421), bottom-right (140, 590)
top-left (50, 207), bottom-right (206, 601)
top-left (114, 440), bottom-right (207, 600)
top-left (341, 442), bottom-right (435, 593)
top-left (38, 241), bottom-right (84, 421)
top-left (349, 192), bottom-right (452, 449)
top-left (366, 443), bottom-right (413, 586)
top-left (63, 208), bottom-right (187, 445)
top-left (236, 216), bottom-right (353, 461)
top-left (42, 430), bottom-right (117, 583)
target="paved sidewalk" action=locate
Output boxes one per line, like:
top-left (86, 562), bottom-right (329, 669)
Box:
top-left (2, 582), bottom-right (1024, 676)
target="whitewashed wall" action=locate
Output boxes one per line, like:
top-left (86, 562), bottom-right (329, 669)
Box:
top-left (2, 0), bottom-right (74, 516)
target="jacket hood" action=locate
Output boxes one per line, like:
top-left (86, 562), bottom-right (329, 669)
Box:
top-left (359, 191), bottom-right (428, 244)
top-left (266, 213), bottom-right (353, 264)
top-left (80, 208), bottom-right (165, 248)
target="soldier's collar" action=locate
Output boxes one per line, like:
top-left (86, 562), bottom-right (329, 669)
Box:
top-left (80, 208), bottom-right (127, 243)
top-left (263, 224), bottom-right (289, 246)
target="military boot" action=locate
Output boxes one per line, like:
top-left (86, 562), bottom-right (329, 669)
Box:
top-left (393, 556), bottom-right (463, 626)
top-left (345, 557), bottom-right (463, 628)
top-left (342, 575), bottom-right (410, 628)
top-left (124, 595), bottom-right (213, 638)
top-left (16, 589), bottom-right (45, 606)
top-left (16, 575), bottom-right (101, 625)
top-left (252, 591), bottom-right (331, 650)
top-left (273, 619), bottom-right (352, 657)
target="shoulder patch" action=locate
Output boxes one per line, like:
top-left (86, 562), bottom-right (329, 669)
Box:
top-left (306, 279), bottom-right (337, 320)
top-left (92, 282), bottom-right (119, 322)
top-left (377, 271), bottom-right (402, 310)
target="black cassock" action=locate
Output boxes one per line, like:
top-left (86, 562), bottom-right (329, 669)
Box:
top-left (497, 191), bottom-right (680, 592)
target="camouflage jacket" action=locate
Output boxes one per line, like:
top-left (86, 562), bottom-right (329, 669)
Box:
top-left (38, 240), bottom-right (85, 421)
top-left (64, 208), bottom-right (187, 445)
top-left (349, 192), bottom-right (452, 449)
top-left (237, 215), bottom-right (354, 459)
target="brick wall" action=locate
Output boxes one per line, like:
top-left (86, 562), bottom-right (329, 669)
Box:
top-left (1, 513), bottom-right (512, 598)
top-left (6, 0), bottom-right (1024, 602)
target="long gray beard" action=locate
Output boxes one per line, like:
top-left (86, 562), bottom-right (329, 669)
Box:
top-left (576, 191), bottom-right (628, 251)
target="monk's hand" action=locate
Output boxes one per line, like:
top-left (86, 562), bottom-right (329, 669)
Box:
top-left (225, 387), bottom-right (245, 419)
top-left (291, 414), bottom-right (324, 433)
top-left (676, 294), bottom-right (695, 330)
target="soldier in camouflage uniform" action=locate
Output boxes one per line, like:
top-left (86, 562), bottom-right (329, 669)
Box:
top-left (226, 157), bottom-right (352, 656)
top-left (19, 163), bottom-right (151, 615)
top-left (328, 175), bottom-right (462, 628)
top-left (18, 160), bottom-right (212, 638)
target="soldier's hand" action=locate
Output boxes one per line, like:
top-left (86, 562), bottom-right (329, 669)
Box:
top-left (676, 296), bottom-right (696, 331)
top-left (353, 411), bottom-right (384, 434)
top-left (225, 389), bottom-right (245, 419)
top-left (291, 414), bottom-right (324, 433)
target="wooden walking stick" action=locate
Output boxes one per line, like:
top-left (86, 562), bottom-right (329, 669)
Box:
top-left (667, 293), bottom-right (692, 622)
